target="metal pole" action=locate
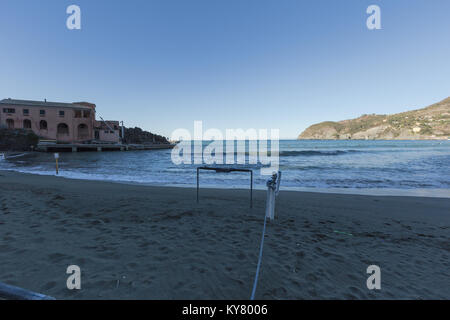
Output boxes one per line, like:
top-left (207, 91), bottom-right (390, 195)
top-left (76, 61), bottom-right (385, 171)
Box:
top-left (250, 170), bottom-right (253, 208)
top-left (0, 282), bottom-right (55, 300)
top-left (196, 167), bottom-right (199, 203)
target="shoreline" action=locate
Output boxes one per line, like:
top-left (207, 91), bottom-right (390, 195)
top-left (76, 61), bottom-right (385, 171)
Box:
top-left (1, 170), bottom-right (449, 299)
top-left (1, 168), bottom-right (449, 199)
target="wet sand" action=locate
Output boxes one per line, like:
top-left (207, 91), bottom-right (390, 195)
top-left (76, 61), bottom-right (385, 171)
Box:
top-left (0, 170), bottom-right (449, 299)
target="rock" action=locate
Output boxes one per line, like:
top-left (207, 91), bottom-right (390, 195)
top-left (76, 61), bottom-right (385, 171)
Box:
top-left (123, 127), bottom-right (169, 144)
top-left (0, 128), bottom-right (39, 151)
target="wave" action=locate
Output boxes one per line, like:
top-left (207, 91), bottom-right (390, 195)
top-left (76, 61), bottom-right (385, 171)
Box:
top-left (0, 152), bottom-right (29, 160)
top-left (280, 150), bottom-right (362, 157)
top-left (181, 149), bottom-right (362, 157)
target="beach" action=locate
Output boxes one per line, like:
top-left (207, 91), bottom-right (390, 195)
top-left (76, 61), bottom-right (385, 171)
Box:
top-left (0, 170), bottom-right (449, 299)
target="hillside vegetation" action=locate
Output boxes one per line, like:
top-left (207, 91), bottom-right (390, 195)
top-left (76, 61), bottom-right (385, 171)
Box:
top-left (0, 128), bottom-right (39, 151)
top-left (298, 97), bottom-right (450, 140)
top-left (123, 127), bottom-right (169, 144)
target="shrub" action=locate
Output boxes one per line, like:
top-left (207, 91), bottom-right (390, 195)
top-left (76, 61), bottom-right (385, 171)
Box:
top-left (0, 128), bottom-right (39, 151)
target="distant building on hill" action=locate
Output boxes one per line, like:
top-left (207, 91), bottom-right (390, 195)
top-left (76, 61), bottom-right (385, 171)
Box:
top-left (0, 98), bottom-right (121, 143)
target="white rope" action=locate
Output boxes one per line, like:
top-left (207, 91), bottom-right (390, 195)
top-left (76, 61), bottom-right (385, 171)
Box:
top-left (250, 213), bottom-right (268, 300)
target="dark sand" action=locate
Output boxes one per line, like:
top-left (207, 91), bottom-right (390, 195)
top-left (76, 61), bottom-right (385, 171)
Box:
top-left (0, 170), bottom-right (449, 299)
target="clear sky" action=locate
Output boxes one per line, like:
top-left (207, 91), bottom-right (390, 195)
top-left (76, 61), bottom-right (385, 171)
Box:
top-left (1, 0), bottom-right (449, 139)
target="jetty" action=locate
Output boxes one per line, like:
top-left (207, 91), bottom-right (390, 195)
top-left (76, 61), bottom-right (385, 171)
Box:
top-left (35, 142), bottom-right (176, 153)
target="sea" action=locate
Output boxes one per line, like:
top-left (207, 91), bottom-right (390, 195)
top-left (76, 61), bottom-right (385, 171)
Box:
top-left (1, 140), bottom-right (450, 197)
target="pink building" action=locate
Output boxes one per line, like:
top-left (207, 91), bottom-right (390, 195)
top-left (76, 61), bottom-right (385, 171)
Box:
top-left (94, 120), bottom-right (121, 143)
top-left (0, 98), bottom-right (121, 143)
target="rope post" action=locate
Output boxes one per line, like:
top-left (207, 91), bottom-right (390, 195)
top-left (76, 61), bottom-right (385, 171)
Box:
top-left (265, 171), bottom-right (281, 221)
top-left (251, 171), bottom-right (282, 300)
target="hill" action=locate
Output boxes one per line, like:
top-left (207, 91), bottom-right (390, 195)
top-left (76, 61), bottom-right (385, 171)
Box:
top-left (123, 127), bottom-right (169, 144)
top-left (298, 97), bottom-right (450, 140)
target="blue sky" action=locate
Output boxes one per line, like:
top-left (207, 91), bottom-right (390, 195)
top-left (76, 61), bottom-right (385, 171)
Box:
top-left (0, 0), bottom-right (449, 139)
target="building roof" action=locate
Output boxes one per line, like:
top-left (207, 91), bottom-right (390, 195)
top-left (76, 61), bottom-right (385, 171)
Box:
top-left (95, 120), bottom-right (120, 130)
top-left (0, 98), bottom-right (93, 110)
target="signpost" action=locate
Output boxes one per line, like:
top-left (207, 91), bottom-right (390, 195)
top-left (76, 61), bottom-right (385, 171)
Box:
top-left (54, 153), bottom-right (59, 175)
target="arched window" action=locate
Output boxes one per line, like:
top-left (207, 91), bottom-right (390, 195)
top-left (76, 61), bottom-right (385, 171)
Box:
top-left (57, 123), bottom-right (69, 135)
top-left (6, 119), bottom-right (14, 129)
top-left (40, 120), bottom-right (48, 130)
top-left (23, 119), bottom-right (32, 129)
top-left (77, 123), bottom-right (89, 140)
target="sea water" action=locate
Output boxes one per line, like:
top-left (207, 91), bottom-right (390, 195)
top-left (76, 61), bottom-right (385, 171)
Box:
top-left (1, 140), bottom-right (449, 197)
